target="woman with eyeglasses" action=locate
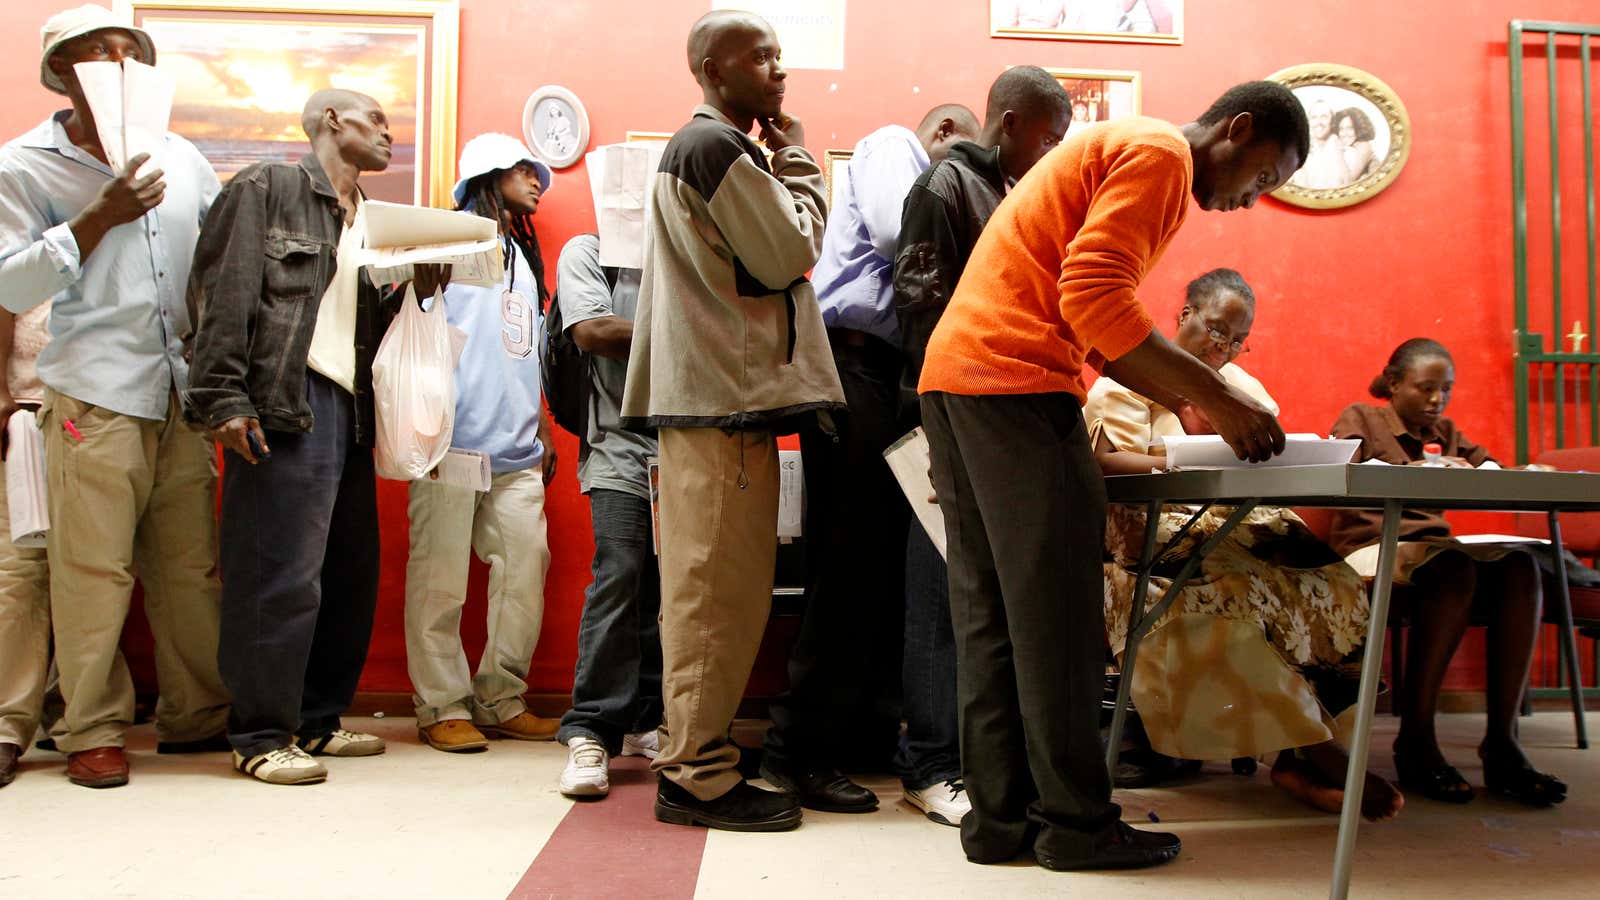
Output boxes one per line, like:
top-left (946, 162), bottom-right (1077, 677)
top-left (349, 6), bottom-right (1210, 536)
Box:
top-left (1084, 268), bottom-right (1403, 821)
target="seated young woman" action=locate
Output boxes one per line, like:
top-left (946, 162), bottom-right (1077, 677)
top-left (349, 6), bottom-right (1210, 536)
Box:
top-left (1328, 338), bottom-right (1567, 807)
top-left (1086, 268), bottom-right (1403, 821)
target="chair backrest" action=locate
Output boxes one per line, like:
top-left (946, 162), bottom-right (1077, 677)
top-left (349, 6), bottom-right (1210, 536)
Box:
top-left (1513, 446), bottom-right (1600, 556)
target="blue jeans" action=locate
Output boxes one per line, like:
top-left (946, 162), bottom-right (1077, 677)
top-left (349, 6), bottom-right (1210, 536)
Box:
top-left (896, 518), bottom-right (961, 790)
top-left (557, 489), bottom-right (662, 755)
top-left (218, 372), bottom-right (380, 758)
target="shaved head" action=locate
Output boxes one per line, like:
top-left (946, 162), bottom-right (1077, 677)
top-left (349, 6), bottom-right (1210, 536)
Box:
top-left (918, 104), bottom-right (979, 137)
top-left (301, 88), bottom-right (376, 139)
top-left (984, 66), bottom-right (1070, 129)
top-left (686, 9), bottom-right (770, 80)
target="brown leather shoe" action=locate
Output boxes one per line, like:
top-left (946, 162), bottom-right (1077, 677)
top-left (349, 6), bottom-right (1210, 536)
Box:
top-left (480, 712), bottom-right (560, 742)
top-left (67, 746), bottom-right (129, 788)
top-left (0, 742), bottom-right (20, 788)
top-left (418, 719), bottom-right (489, 753)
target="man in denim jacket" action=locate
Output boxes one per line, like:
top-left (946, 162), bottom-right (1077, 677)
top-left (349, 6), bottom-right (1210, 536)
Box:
top-left (185, 88), bottom-right (407, 786)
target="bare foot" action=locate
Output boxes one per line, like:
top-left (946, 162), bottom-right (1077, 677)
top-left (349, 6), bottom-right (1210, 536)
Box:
top-left (1279, 746), bottom-right (1406, 822)
top-left (1271, 754), bottom-right (1345, 814)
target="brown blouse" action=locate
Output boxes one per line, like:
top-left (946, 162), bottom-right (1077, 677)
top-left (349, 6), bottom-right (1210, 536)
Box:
top-left (1325, 402), bottom-right (1494, 556)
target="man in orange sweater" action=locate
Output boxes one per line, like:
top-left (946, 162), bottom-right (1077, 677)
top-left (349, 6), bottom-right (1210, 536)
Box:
top-left (918, 81), bottom-right (1307, 871)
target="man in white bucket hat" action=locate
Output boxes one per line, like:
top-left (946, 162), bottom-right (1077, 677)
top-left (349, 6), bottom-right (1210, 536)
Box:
top-left (403, 132), bottom-right (561, 753)
top-left (0, 3), bottom-right (229, 790)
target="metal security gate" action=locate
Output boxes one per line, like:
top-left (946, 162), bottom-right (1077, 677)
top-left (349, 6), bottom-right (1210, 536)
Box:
top-left (1509, 19), bottom-right (1600, 702)
top-left (1512, 20), bottom-right (1600, 461)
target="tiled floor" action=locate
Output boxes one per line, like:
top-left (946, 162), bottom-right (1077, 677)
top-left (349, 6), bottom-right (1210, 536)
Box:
top-left (2, 712), bottom-right (1596, 898)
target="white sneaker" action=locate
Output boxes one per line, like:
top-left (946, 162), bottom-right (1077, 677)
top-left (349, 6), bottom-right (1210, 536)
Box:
top-left (297, 729), bottom-right (386, 757)
top-left (905, 779), bottom-right (971, 826)
top-left (621, 730), bottom-right (660, 760)
top-left (234, 746), bottom-right (328, 785)
top-left (559, 737), bottom-right (610, 798)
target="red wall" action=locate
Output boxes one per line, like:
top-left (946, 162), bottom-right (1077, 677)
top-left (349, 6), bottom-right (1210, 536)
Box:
top-left (5, 1), bottom-right (1596, 698)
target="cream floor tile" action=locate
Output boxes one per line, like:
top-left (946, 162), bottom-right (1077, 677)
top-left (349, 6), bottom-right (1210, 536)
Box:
top-left (696, 712), bottom-right (1600, 900)
top-left (0, 716), bottom-right (574, 900)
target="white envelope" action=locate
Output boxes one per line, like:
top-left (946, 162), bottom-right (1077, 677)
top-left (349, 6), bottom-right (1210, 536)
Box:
top-left (5, 410), bottom-right (49, 547)
top-left (586, 143), bottom-right (664, 270)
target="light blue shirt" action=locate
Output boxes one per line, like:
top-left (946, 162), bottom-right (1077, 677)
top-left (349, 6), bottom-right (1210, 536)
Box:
top-left (438, 238), bottom-right (546, 473)
top-left (812, 124), bottom-right (930, 346)
top-left (0, 112), bottom-right (219, 419)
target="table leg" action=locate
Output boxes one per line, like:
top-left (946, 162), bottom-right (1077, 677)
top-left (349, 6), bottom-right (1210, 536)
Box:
top-left (1330, 500), bottom-right (1400, 900)
top-left (1106, 500), bottom-right (1163, 777)
top-left (1547, 511), bottom-right (1590, 749)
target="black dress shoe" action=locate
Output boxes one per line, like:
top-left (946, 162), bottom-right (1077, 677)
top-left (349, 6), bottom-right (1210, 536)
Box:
top-left (1035, 821), bottom-right (1182, 871)
top-left (156, 732), bottom-right (232, 754)
top-left (654, 776), bottom-right (802, 832)
top-left (34, 737), bottom-right (57, 753)
top-left (759, 759), bottom-right (879, 813)
top-left (0, 742), bottom-right (20, 788)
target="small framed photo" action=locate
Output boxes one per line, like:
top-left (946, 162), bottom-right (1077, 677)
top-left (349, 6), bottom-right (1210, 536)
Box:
top-left (1048, 68), bottom-right (1142, 137)
top-left (523, 85), bottom-right (589, 170)
top-left (1268, 63), bottom-right (1412, 210)
top-left (991, 1), bottom-right (1182, 45)
top-left (823, 149), bottom-right (852, 211)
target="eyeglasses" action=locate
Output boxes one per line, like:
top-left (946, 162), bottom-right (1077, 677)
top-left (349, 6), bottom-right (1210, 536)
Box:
top-left (1204, 325), bottom-right (1250, 355)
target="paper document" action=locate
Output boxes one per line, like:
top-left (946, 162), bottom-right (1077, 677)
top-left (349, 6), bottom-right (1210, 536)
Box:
top-left (586, 143), bottom-right (665, 269)
top-left (358, 200), bottom-right (505, 287)
top-left (1454, 533), bottom-right (1550, 545)
top-left (74, 59), bottom-right (174, 177)
top-left (1159, 434), bottom-right (1360, 470)
top-left (885, 428), bottom-right (946, 559)
top-left (6, 410), bottom-right (49, 547)
top-left (428, 448), bottom-right (491, 492)
top-left (778, 449), bottom-right (803, 541)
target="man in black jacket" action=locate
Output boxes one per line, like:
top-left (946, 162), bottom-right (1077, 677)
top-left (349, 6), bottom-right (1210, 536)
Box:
top-left (186, 88), bottom-right (417, 786)
top-left (889, 66), bottom-right (1070, 826)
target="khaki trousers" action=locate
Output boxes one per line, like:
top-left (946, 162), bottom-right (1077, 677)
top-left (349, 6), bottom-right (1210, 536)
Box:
top-left (404, 468), bottom-right (551, 727)
top-left (0, 459), bottom-right (51, 747)
top-left (651, 427), bottom-right (778, 800)
top-left (39, 390), bottom-right (230, 751)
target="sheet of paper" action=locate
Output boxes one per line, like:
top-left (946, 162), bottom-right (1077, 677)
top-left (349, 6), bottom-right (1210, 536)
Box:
top-left (1159, 434), bottom-right (1360, 470)
top-left (429, 448), bottom-right (491, 492)
top-left (73, 60), bottom-right (173, 178)
top-left (588, 143), bottom-right (664, 269)
top-left (5, 410), bottom-right (49, 547)
top-left (363, 238), bottom-right (504, 288)
top-left (884, 428), bottom-right (946, 559)
top-left (778, 449), bottom-right (803, 541)
top-left (121, 59), bottom-right (173, 178)
top-left (362, 200), bottom-right (497, 249)
top-left (1454, 533), bottom-right (1550, 545)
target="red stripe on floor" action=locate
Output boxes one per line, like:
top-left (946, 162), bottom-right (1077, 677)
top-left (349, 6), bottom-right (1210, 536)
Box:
top-left (507, 757), bottom-right (706, 900)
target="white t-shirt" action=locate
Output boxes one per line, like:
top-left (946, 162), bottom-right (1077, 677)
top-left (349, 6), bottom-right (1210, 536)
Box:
top-left (306, 200), bottom-right (364, 394)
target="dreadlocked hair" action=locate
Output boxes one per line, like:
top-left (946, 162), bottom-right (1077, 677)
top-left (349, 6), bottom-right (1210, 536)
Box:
top-left (1369, 338), bottom-right (1451, 399)
top-left (457, 171), bottom-right (548, 302)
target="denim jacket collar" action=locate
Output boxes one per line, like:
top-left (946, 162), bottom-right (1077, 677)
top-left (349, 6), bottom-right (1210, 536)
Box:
top-left (296, 153), bottom-right (342, 206)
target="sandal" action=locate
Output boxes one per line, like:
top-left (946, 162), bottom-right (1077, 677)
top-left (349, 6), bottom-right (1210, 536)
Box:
top-left (1393, 741), bottom-right (1475, 804)
top-left (1482, 757), bottom-right (1568, 807)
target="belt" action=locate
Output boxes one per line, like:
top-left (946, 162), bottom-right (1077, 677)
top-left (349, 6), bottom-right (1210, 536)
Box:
top-left (828, 328), bottom-right (872, 348)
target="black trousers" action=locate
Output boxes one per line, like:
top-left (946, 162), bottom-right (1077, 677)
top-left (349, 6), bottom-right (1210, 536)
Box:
top-left (765, 333), bottom-right (909, 771)
top-left (218, 372), bottom-right (381, 758)
top-left (921, 390), bottom-right (1119, 862)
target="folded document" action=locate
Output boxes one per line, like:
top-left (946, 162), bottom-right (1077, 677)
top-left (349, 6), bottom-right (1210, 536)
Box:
top-left (358, 200), bottom-right (505, 288)
top-left (6, 410), bottom-right (48, 547)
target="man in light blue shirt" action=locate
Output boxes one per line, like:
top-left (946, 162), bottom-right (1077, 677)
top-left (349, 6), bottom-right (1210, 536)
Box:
top-left (0, 6), bottom-right (229, 789)
top-left (761, 105), bottom-right (978, 812)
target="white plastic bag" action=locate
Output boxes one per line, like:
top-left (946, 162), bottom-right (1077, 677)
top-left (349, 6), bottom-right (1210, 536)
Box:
top-left (372, 285), bottom-right (456, 480)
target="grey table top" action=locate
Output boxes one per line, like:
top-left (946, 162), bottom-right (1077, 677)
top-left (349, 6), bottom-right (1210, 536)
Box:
top-left (1104, 463), bottom-right (1600, 512)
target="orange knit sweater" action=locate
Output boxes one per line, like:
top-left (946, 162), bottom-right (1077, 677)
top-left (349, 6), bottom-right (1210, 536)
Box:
top-left (918, 117), bottom-right (1193, 402)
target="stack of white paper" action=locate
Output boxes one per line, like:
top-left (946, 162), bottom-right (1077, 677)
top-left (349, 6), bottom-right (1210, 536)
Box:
top-left (586, 143), bottom-right (665, 270)
top-left (1159, 433), bottom-right (1360, 469)
top-left (884, 428), bottom-right (946, 559)
top-left (358, 200), bottom-right (505, 288)
top-left (6, 410), bottom-right (49, 547)
top-left (74, 59), bottom-right (173, 177)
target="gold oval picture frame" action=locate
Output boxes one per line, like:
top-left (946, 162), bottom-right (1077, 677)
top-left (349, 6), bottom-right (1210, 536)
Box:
top-left (1267, 63), bottom-right (1411, 210)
